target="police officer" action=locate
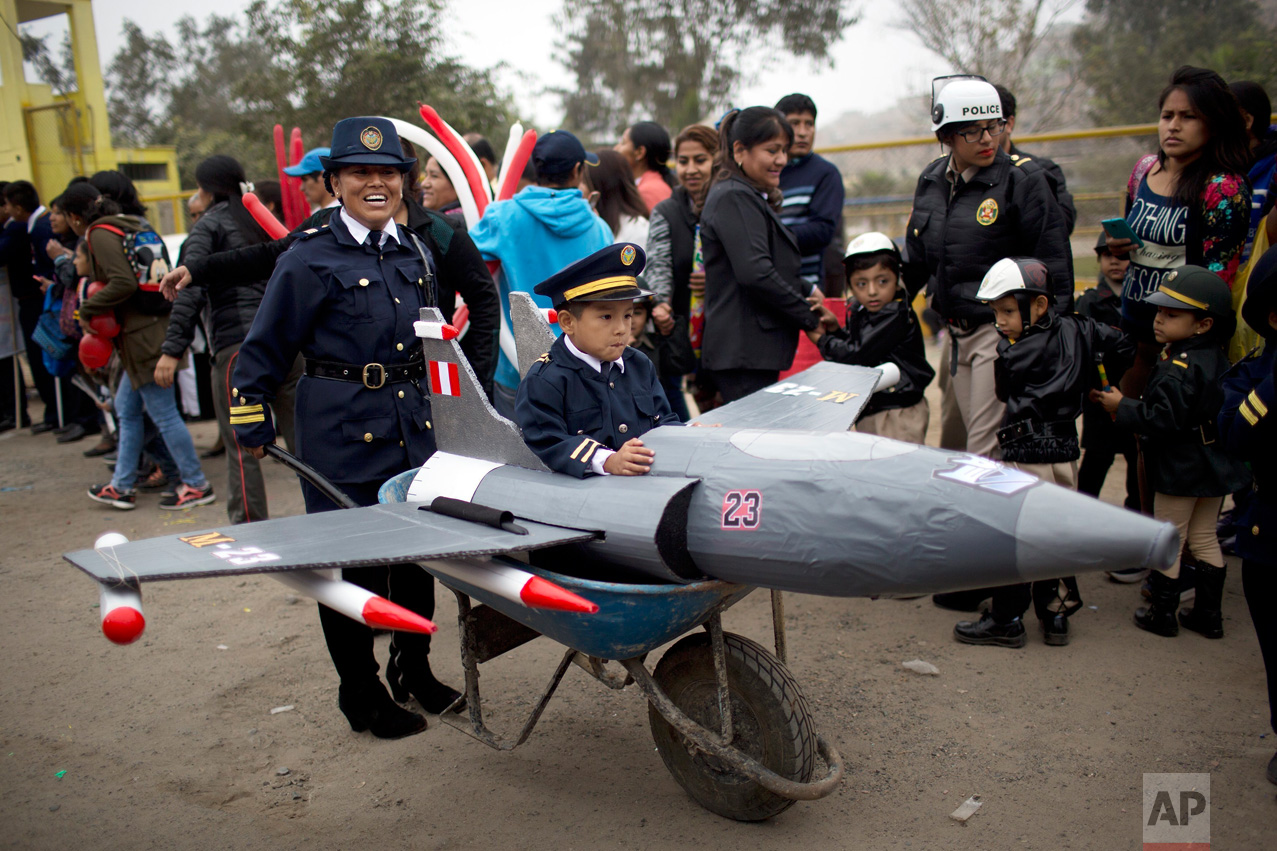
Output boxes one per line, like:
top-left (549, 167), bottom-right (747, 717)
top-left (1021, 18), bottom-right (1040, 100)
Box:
top-left (906, 75), bottom-right (1074, 614)
top-left (232, 117), bottom-right (459, 739)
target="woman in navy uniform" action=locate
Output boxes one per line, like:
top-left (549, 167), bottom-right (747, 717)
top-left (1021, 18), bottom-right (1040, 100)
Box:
top-left (232, 117), bottom-right (458, 739)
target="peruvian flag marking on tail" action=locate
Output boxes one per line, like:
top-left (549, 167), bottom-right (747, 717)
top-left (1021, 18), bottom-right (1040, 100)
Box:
top-left (429, 361), bottom-right (461, 397)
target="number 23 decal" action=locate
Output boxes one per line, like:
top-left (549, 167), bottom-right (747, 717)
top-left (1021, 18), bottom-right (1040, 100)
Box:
top-left (721, 490), bottom-right (762, 530)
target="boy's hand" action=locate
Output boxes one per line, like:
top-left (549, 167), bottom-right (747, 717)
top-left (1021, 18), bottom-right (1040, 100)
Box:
top-left (1089, 387), bottom-right (1123, 413)
top-left (804, 326), bottom-right (824, 345)
top-left (603, 438), bottom-right (655, 476)
top-left (817, 304), bottom-right (840, 329)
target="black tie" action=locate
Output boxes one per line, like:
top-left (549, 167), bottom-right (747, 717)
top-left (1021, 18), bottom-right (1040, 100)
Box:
top-left (366, 230), bottom-right (382, 250)
top-left (601, 361), bottom-right (612, 381)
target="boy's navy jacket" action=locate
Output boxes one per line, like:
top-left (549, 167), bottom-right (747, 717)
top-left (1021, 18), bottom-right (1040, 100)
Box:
top-left (1218, 345), bottom-right (1275, 565)
top-left (516, 335), bottom-right (681, 478)
top-left (1075, 282), bottom-right (1136, 446)
top-left (995, 313), bottom-right (1131, 463)
top-left (815, 299), bottom-right (934, 416)
top-left (1115, 335), bottom-right (1252, 497)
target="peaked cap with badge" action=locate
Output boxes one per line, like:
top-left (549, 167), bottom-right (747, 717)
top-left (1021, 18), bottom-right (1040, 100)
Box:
top-left (320, 117), bottom-right (416, 171)
top-left (1144, 265), bottom-right (1234, 319)
top-left (534, 242), bottom-right (653, 308)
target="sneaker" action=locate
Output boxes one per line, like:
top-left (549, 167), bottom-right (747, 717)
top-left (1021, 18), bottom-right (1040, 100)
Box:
top-left (136, 466), bottom-right (171, 492)
top-left (83, 437), bottom-right (115, 458)
top-left (88, 483), bottom-right (137, 510)
top-left (160, 483), bottom-right (215, 510)
top-left (102, 451), bottom-right (118, 465)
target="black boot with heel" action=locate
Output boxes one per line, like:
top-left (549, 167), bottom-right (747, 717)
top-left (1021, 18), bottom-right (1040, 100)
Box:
top-left (337, 683), bottom-right (427, 739)
top-left (1135, 569), bottom-right (1180, 637)
top-left (1178, 563), bottom-right (1226, 639)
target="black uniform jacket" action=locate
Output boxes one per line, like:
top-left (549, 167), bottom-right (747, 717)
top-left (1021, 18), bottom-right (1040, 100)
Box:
top-left (904, 151), bottom-right (1073, 325)
top-left (1009, 144), bottom-right (1077, 235)
top-left (189, 199), bottom-right (500, 396)
top-left (700, 176), bottom-right (820, 372)
top-left (231, 216), bottom-right (437, 486)
top-left (1075, 283), bottom-right (1136, 449)
top-left (816, 298), bottom-right (934, 416)
top-left (995, 313), bottom-right (1131, 463)
top-left (515, 335), bottom-right (682, 478)
top-left (1115, 336), bottom-right (1252, 497)
top-left (1219, 345), bottom-right (1275, 565)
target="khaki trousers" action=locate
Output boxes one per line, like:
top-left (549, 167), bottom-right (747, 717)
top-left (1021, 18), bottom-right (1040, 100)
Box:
top-left (938, 323), bottom-right (1005, 459)
top-left (855, 398), bottom-right (930, 444)
top-left (1008, 460), bottom-right (1078, 489)
top-left (1153, 493), bottom-right (1225, 580)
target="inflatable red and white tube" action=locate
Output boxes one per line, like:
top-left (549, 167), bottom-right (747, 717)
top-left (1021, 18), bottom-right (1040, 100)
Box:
top-left (271, 569), bottom-right (437, 634)
top-left (496, 122), bottom-right (523, 195)
top-left (387, 118), bottom-right (481, 229)
top-left (94, 533), bottom-right (145, 645)
top-left (414, 320), bottom-right (460, 341)
top-left (419, 104), bottom-right (491, 212)
top-left (287, 127), bottom-right (308, 230)
top-left (496, 129), bottom-right (537, 203)
top-left (423, 558), bottom-right (598, 614)
top-left (243, 192), bottom-right (289, 240)
top-left (273, 125), bottom-right (296, 229)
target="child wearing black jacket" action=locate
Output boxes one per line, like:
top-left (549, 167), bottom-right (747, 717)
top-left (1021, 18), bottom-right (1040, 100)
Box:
top-left (806, 232), bottom-right (934, 443)
top-left (952, 257), bottom-right (1132, 648)
top-left (1094, 266), bottom-right (1253, 638)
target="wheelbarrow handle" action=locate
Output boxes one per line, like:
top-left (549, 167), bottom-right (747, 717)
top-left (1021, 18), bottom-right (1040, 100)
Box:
top-left (263, 444), bottom-right (359, 510)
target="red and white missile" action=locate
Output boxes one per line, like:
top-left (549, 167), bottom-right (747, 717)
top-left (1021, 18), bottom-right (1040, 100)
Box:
top-left (414, 320), bottom-right (460, 341)
top-left (540, 308), bottom-right (558, 325)
top-left (94, 533), bottom-right (146, 645)
top-left (422, 557), bottom-right (598, 614)
top-left (270, 569), bottom-right (437, 634)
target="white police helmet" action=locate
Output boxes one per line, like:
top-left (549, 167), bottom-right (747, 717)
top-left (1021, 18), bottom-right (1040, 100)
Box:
top-left (930, 75), bottom-right (1002, 132)
top-left (976, 257), bottom-right (1051, 302)
top-left (844, 232), bottom-right (900, 264)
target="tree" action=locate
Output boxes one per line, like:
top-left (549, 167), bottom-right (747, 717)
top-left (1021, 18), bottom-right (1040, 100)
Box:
top-left (557, 0), bottom-right (859, 137)
top-left (104, 21), bottom-right (177, 148)
top-left (20, 29), bottom-right (77, 96)
top-left (1072, 0), bottom-right (1277, 126)
top-left (897, 0), bottom-right (1077, 129)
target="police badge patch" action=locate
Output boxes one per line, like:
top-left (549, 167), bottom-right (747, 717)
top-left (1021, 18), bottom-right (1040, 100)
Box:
top-left (620, 245), bottom-right (636, 266)
top-left (361, 126), bottom-right (384, 151)
top-left (976, 198), bottom-right (998, 226)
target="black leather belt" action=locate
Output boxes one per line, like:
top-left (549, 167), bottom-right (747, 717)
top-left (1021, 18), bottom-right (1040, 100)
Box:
top-left (304, 357), bottom-right (425, 389)
top-left (997, 419), bottom-right (1078, 444)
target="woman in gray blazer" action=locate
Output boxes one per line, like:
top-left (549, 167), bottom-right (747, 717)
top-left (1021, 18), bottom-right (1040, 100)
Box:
top-left (700, 107), bottom-right (821, 402)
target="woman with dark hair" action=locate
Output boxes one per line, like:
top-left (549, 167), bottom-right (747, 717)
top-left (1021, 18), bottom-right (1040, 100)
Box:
top-left (421, 156), bottom-right (463, 220)
top-left (252, 179), bottom-right (285, 223)
top-left (582, 149), bottom-right (650, 244)
top-left (88, 171), bottom-right (147, 217)
top-left (155, 154), bottom-right (297, 523)
top-left (1110, 66), bottom-right (1251, 393)
top-left (64, 182), bottom-right (213, 512)
top-left (645, 124), bottom-right (720, 416)
top-left (1229, 80), bottom-right (1277, 262)
top-left (699, 107), bottom-right (819, 403)
top-left (616, 120), bottom-right (675, 212)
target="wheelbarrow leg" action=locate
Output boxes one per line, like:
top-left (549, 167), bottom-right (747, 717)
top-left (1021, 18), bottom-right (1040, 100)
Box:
top-left (706, 613), bottom-right (734, 746)
top-left (770, 590), bottom-right (787, 664)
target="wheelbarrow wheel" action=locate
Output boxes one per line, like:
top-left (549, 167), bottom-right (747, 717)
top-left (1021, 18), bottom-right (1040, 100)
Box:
top-left (648, 631), bottom-right (816, 821)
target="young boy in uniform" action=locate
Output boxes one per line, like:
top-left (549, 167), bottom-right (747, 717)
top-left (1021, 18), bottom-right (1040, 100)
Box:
top-left (952, 257), bottom-right (1132, 647)
top-left (806, 232), bottom-right (934, 443)
top-left (516, 243), bottom-right (682, 477)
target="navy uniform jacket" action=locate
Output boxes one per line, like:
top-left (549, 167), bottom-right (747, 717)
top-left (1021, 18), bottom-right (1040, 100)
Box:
top-left (516, 335), bottom-right (681, 477)
top-left (1115, 336), bottom-right (1251, 497)
top-left (231, 214), bottom-right (436, 486)
top-left (1219, 345), bottom-right (1275, 565)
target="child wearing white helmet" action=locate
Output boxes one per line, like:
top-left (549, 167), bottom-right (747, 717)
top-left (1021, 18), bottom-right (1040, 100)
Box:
top-left (806, 232), bottom-right (934, 443)
top-left (950, 257), bottom-right (1133, 649)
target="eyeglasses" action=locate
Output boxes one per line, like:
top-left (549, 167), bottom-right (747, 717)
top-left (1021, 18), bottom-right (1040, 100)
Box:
top-left (956, 120), bottom-right (1008, 143)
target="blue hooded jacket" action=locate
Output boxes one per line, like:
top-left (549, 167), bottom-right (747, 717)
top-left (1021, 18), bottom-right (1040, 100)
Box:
top-left (469, 186), bottom-right (614, 389)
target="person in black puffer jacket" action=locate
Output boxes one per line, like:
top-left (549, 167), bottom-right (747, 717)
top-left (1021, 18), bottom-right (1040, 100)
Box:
top-left (157, 155), bottom-right (300, 524)
top-left (904, 76), bottom-right (1073, 465)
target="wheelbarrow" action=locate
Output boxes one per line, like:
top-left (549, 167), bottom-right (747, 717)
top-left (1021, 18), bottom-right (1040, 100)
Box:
top-left (377, 468), bottom-right (844, 822)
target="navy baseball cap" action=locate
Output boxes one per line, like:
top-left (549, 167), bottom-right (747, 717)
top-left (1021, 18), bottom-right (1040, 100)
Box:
top-left (532, 130), bottom-right (599, 175)
top-left (535, 243), bottom-right (652, 307)
top-left (320, 117), bottom-right (415, 171)
top-left (284, 147), bottom-right (331, 177)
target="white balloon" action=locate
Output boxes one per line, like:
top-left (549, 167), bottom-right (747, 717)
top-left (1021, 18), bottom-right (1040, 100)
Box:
top-left (385, 118), bottom-right (481, 230)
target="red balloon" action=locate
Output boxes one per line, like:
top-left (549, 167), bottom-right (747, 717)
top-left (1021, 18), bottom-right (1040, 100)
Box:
top-left (85, 281), bottom-right (106, 299)
top-left (79, 333), bottom-right (113, 370)
top-left (88, 313), bottom-right (120, 339)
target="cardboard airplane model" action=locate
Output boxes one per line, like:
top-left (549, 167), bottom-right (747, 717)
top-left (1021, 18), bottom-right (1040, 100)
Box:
top-left (65, 294), bottom-right (1178, 644)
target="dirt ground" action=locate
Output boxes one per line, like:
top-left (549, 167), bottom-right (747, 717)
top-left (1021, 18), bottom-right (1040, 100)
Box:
top-left (1, 354), bottom-right (1275, 850)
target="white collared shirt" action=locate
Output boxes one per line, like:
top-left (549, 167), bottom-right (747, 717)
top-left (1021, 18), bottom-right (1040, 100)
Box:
top-left (562, 334), bottom-right (625, 474)
top-left (27, 206), bottom-right (47, 233)
top-left (339, 207), bottom-right (401, 247)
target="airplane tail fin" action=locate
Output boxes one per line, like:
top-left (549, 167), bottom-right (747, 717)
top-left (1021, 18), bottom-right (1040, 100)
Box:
top-left (509, 292), bottom-right (559, 380)
top-left (414, 308), bottom-right (547, 470)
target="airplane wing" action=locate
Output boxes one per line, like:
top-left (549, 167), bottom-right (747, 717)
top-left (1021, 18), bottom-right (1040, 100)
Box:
top-left (690, 362), bottom-right (882, 431)
top-left (64, 502), bottom-right (597, 584)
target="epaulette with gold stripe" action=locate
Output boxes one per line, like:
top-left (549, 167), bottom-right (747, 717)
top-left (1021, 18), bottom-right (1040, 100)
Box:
top-left (229, 402), bottom-right (266, 425)
top-left (536, 351), bottom-right (551, 364)
top-left (569, 437), bottom-right (604, 465)
top-left (1239, 389), bottom-right (1269, 426)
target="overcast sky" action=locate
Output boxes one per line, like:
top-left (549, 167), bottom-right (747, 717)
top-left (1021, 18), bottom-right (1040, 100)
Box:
top-left (40, 0), bottom-right (955, 127)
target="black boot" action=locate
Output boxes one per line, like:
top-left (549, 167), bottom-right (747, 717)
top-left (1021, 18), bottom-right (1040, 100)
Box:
top-left (1135, 570), bottom-right (1180, 637)
top-left (337, 682), bottom-right (427, 739)
top-left (1040, 615), bottom-right (1069, 646)
top-left (386, 644), bottom-right (465, 714)
top-left (1178, 563), bottom-right (1226, 639)
top-left (954, 613), bottom-right (1027, 648)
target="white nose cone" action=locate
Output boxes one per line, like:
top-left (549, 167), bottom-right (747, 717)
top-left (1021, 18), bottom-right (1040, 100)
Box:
top-left (95, 532), bottom-right (130, 549)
